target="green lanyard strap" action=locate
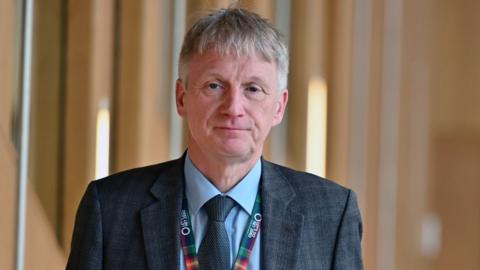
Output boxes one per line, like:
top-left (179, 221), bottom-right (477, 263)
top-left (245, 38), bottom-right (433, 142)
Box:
top-left (180, 191), bottom-right (262, 270)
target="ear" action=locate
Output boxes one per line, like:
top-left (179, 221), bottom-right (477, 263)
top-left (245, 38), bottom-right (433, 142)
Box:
top-left (272, 89), bottom-right (288, 126)
top-left (175, 79), bottom-right (187, 117)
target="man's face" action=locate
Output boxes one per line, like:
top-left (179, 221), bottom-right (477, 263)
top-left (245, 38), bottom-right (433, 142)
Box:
top-left (176, 49), bottom-right (288, 163)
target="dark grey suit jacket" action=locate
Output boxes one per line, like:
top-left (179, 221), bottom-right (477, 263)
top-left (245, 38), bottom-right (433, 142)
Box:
top-left (67, 156), bottom-right (363, 269)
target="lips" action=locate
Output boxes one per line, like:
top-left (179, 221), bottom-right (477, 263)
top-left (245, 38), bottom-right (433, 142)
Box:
top-left (215, 126), bottom-right (248, 131)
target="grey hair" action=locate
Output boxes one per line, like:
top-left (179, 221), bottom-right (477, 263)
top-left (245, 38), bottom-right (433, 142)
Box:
top-left (178, 8), bottom-right (289, 90)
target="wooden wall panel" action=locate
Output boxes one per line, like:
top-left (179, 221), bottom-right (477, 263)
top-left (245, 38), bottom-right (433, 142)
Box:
top-left (25, 186), bottom-right (67, 269)
top-left (62, 0), bottom-right (95, 250)
top-left (287, 0), bottom-right (329, 170)
top-left (326, 0), bottom-right (354, 185)
top-left (29, 0), bottom-right (63, 237)
top-left (238, 0), bottom-right (275, 20)
top-left (111, 0), bottom-right (143, 171)
top-left (432, 134), bottom-right (480, 270)
top-left (112, 0), bottom-right (175, 171)
top-left (0, 0), bottom-right (17, 137)
top-left (429, 1), bottom-right (480, 270)
top-left (137, 0), bottom-right (172, 165)
top-left (0, 0), bottom-right (20, 269)
top-left (0, 135), bottom-right (17, 270)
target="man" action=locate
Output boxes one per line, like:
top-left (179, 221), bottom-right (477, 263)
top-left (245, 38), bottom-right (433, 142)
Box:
top-left (67, 8), bottom-right (363, 270)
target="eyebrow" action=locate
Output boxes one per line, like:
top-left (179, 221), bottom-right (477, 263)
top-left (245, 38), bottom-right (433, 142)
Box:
top-left (246, 76), bottom-right (269, 85)
top-left (205, 72), bottom-right (269, 83)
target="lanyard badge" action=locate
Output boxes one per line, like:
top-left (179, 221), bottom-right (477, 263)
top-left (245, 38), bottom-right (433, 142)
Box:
top-left (180, 191), bottom-right (262, 270)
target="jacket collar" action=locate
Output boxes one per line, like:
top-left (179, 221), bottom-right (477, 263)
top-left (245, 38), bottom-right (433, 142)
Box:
top-left (141, 156), bottom-right (184, 270)
top-left (261, 159), bottom-right (304, 270)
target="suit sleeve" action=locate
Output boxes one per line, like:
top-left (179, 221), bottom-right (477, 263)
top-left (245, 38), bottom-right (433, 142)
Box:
top-left (66, 182), bottom-right (103, 270)
top-left (333, 190), bottom-right (364, 270)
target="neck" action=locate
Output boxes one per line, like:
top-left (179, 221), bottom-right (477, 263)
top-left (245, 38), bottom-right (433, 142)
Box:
top-left (187, 149), bottom-right (260, 193)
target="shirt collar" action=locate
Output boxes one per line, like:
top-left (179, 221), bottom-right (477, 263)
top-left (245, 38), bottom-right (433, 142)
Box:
top-left (184, 152), bottom-right (261, 216)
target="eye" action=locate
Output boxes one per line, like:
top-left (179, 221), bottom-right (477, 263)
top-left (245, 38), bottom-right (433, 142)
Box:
top-left (202, 82), bottom-right (224, 96)
top-left (244, 84), bottom-right (268, 101)
top-left (208, 82), bottom-right (222, 90)
top-left (246, 86), bottom-right (261, 93)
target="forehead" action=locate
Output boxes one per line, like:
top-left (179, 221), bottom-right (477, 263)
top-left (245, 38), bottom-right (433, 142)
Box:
top-left (188, 50), bottom-right (277, 80)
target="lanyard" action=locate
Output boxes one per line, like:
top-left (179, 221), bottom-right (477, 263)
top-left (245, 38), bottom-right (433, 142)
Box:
top-left (180, 191), bottom-right (262, 270)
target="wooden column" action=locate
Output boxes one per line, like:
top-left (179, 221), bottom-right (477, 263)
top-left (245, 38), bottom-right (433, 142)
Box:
top-left (326, 1), bottom-right (354, 185)
top-left (63, 0), bottom-right (115, 250)
top-left (394, 1), bottom-right (434, 269)
top-left (112, 0), bottom-right (176, 172)
top-left (137, 0), bottom-right (172, 164)
top-left (186, 0), bottom-right (231, 26)
top-left (288, 0), bottom-right (330, 171)
top-left (110, 0), bottom-right (143, 171)
top-left (238, 0), bottom-right (275, 20)
top-left (63, 0), bottom-right (94, 250)
top-left (29, 0), bottom-right (63, 239)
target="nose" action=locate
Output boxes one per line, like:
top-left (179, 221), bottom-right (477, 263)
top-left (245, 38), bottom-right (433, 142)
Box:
top-left (219, 87), bottom-right (245, 117)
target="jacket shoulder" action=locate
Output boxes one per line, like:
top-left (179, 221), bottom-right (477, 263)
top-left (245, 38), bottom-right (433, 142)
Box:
top-left (88, 158), bottom-right (183, 206)
top-left (262, 160), bottom-right (355, 213)
top-left (264, 160), bottom-right (351, 195)
top-left (95, 158), bottom-right (180, 185)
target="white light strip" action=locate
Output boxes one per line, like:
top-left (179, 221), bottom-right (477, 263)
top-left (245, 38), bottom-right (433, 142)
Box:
top-left (95, 100), bottom-right (110, 179)
top-left (306, 77), bottom-right (328, 177)
top-left (169, 0), bottom-right (186, 159)
top-left (16, 0), bottom-right (35, 269)
top-left (377, 0), bottom-right (403, 269)
top-left (269, 0), bottom-right (291, 165)
top-left (349, 0), bottom-right (371, 204)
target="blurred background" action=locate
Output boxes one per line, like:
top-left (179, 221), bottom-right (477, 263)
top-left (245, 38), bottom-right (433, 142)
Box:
top-left (1, 0), bottom-right (479, 269)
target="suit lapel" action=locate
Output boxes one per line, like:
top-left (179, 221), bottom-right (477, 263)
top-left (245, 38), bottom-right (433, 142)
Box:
top-left (261, 160), bottom-right (304, 270)
top-left (141, 159), bottom-right (184, 270)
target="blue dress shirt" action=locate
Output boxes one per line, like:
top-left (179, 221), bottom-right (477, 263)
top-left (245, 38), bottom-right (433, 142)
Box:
top-left (179, 153), bottom-right (261, 270)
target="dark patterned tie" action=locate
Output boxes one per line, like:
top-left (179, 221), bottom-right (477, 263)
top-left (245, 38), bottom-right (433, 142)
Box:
top-left (198, 195), bottom-right (236, 270)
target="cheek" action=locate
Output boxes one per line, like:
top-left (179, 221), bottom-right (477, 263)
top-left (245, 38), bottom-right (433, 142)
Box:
top-left (186, 96), bottom-right (206, 118)
top-left (260, 105), bottom-right (280, 132)
top-left (251, 111), bottom-right (273, 135)
top-left (186, 102), bottom-right (214, 130)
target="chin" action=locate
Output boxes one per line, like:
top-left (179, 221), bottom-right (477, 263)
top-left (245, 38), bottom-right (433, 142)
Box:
top-left (216, 147), bottom-right (254, 161)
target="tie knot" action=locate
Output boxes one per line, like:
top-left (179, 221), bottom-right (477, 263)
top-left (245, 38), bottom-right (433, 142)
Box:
top-left (203, 195), bottom-right (235, 222)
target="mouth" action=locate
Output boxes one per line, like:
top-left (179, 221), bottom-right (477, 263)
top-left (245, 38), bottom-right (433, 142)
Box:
top-left (215, 126), bottom-right (249, 131)
top-left (217, 127), bottom-right (247, 131)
